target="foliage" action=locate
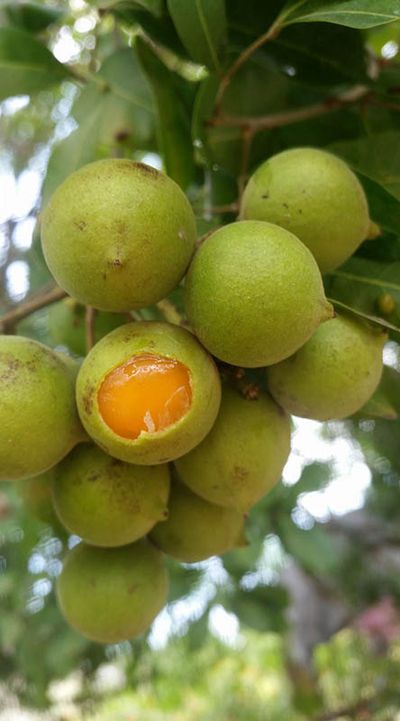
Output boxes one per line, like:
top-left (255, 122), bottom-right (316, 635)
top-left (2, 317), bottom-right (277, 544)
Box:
top-left (1, 0), bottom-right (400, 717)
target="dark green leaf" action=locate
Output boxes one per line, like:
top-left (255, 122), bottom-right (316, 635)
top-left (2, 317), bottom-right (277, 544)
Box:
top-left (330, 132), bottom-right (400, 200)
top-left (278, 518), bottom-right (340, 574)
top-left (0, 27), bottom-right (71, 100)
top-left (281, 0), bottom-right (400, 29)
top-left (328, 297), bottom-right (400, 334)
top-left (137, 38), bottom-right (196, 189)
top-left (42, 47), bottom-right (155, 204)
top-left (167, 0), bottom-right (227, 70)
top-left (97, 0), bottom-right (163, 15)
top-left (269, 22), bottom-right (367, 86)
top-left (3, 2), bottom-right (64, 32)
top-left (358, 367), bottom-right (399, 420)
top-left (357, 174), bottom-right (400, 238)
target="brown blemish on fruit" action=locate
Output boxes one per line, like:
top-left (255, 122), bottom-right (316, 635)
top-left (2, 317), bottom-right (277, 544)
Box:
top-left (74, 220), bottom-right (87, 231)
top-left (135, 162), bottom-right (160, 178)
top-left (127, 583), bottom-right (137, 595)
top-left (234, 465), bottom-right (249, 481)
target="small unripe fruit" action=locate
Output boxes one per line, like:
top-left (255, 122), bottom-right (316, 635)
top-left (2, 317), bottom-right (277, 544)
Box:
top-left (150, 480), bottom-right (246, 562)
top-left (17, 470), bottom-right (59, 526)
top-left (240, 148), bottom-right (370, 273)
top-left (175, 386), bottom-right (291, 512)
top-left (53, 444), bottom-right (170, 547)
top-left (57, 539), bottom-right (169, 644)
top-left (377, 293), bottom-right (396, 316)
top-left (76, 321), bottom-right (221, 465)
top-left (185, 220), bottom-right (333, 367)
top-left (41, 159), bottom-right (196, 311)
top-left (268, 315), bottom-right (386, 421)
top-left (0, 336), bottom-right (84, 481)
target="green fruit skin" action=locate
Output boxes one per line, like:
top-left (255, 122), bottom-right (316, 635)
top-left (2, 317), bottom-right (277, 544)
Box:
top-left (240, 147), bottom-right (370, 273)
top-left (185, 220), bottom-right (333, 368)
top-left (53, 444), bottom-right (170, 547)
top-left (57, 539), bottom-right (169, 644)
top-left (175, 386), bottom-right (291, 513)
top-left (0, 336), bottom-right (85, 481)
top-left (267, 315), bottom-right (386, 421)
top-left (76, 321), bottom-right (222, 465)
top-left (41, 159), bottom-right (196, 312)
top-left (150, 480), bottom-right (246, 563)
top-left (17, 470), bottom-right (59, 526)
top-left (48, 299), bottom-right (127, 356)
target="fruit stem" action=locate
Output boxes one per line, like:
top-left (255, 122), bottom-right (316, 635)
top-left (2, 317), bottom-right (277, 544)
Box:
top-left (0, 286), bottom-right (67, 334)
top-left (85, 306), bottom-right (97, 352)
top-left (156, 299), bottom-right (185, 326)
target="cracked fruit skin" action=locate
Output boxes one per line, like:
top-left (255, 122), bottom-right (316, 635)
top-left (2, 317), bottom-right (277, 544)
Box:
top-left (57, 539), bottom-right (168, 644)
top-left (268, 315), bottom-right (386, 421)
top-left (175, 385), bottom-right (291, 513)
top-left (185, 220), bottom-right (333, 367)
top-left (76, 321), bottom-right (221, 465)
top-left (240, 147), bottom-right (370, 273)
top-left (0, 336), bottom-right (84, 481)
top-left (150, 479), bottom-right (246, 563)
top-left (41, 159), bottom-right (196, 312)
top-left (53, 444), bottom-right (170, 547)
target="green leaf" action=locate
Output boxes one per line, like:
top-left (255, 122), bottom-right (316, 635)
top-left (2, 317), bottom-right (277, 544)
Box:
top-left (137, 38), bottom-right (196, 189)
top-left (97, 0), bottom-right (163, 15)
top-left (167, 0), bottom-right (227, 70)
top-left (269, 22), bottom-right (367, 87)
top-left (42, 47), bottom-right (155, 204)
top-left (328, 298), bottom-right (400, 334)
top-left (281, 0), bottom-right (400, 29)
top-left (278, 518), bottom-right (340, 575)
top-left (357, 174), bottom-right (400, 238)
top-left (3, 2), bottom-right (64, 33)
top-left (0, 27), bottom-right (71, 100)
top-left (330, 132), bottom-right (400, 200)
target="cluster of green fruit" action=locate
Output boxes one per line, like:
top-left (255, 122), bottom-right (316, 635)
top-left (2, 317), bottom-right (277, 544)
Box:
top-left (0, 148), bottom-right (385, 645)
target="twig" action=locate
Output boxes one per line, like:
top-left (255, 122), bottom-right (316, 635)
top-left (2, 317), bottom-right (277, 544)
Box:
top-left (238, 126), bottom-right (254, 199)
top-left (85, 306), bottom-right (96, 352)
top-left (214, 19), bottom-right (282, 115)
top-left (208, 86), bottom-right (369, 133)
top-left (0, 286), bottom-right (67, 334)
top-left (156, 298), bottom-right (185, 326)
top-left (314, 698), bottom-right (372, 721)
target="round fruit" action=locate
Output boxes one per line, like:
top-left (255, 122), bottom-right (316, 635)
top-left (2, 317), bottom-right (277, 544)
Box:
top-left (240, 147), bottom-right (370, 273)
top-left (185, 220), bottom-right (333, 367)
top-left (53, 444), bottom-right (170, 547)
top-left (175, 385), bottom-right (291, 512)
top-left (48, 298), bottom-right (127, 356)
top-left (17, 470), bottom-right (59, 526)
top-left (41, 159), bottom-right (196, 312)
top-left (150, 479), bottom-right (246, 563)
top-left (57, 539), bottom-right (168, 644)
top-left (76, 321), bottom-right (221, 465)
top-left (0, 336), bottom-right (84, 481)
top-left (267, 314), bottom-right (386, 421)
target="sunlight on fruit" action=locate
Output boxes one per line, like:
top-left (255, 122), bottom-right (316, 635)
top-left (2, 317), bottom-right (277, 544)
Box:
top-left (98, 353), bottom-right (192, 439)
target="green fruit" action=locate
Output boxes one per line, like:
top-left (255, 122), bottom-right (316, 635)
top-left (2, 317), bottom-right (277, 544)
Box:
top-left (17, 470), bottom-right (59, 526)
top-left (150, 479), bottom-right (246, 563)
top-left (175, 386), bottom-right (291, 512)
top-left (48, 299), bottom-right (127, 356)
top-left (41, 159), bottom-right (196, 312)
top-left (267, 314), bottom-right (386, 421)
top-left (76, 321), bottom-right (221, 465)
top-left (0, 336), bottom-right (84, 481)
top-left (185, 220), bottom-right (333, 368)
top-left (53, 444), bottom-right (170, 547)
top-left (57, 539), bottom-right (168, 644)
top-left (240, 147), bottom-right (370, 273)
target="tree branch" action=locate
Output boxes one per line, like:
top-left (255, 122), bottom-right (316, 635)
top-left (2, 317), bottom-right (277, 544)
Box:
top-left (0, 286), bottom-right (67, 334)
top-left (314, 698), bottom-right (372, 721)
top-left (208, 86), bottom-right (369, 133)
top-left (156, 298), bottom-right (185, 326)
top-left (214, 19), bottom-right (282, 115)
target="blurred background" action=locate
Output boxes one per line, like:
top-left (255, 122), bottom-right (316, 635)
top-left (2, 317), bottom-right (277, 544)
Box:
top-left (1, 1), bottom-right (400, 719)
